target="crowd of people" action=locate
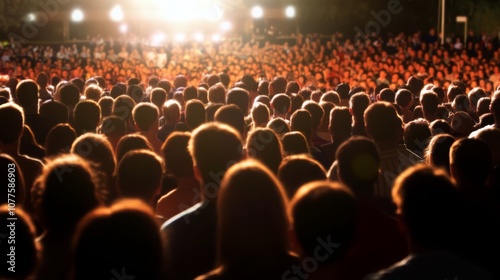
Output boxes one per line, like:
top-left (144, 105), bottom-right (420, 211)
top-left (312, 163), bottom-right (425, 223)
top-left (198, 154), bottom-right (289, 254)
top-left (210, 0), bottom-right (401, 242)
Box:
top-left (0, 29), bottom-right (499, 280)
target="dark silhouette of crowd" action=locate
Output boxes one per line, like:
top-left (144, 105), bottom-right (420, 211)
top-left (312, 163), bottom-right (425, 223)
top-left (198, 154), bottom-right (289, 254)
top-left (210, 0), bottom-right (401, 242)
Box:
top-left (0, 28), bottom-right (499, 280)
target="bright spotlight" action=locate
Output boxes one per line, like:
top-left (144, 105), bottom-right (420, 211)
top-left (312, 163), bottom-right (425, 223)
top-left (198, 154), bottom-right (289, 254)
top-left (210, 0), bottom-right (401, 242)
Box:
top-left (212, 34), bottom-right (221, 42)
top-left (220, 21), bottom-right (232, 32)
top-left (175, 33), bottom-right (186, 42)
top-left (285, 6), bottom-right (296, 18)
top-left (152, 33), bottom-right (165, 45)
top-left (194, 32), bottom-right (204, 42)
top-left (71, 9), bottom-right (84, 22)
top-left (119, 23), bottom-right (128, 34)
top-left (27, 13), bottom-right (36, 22)
top-left (251, 6), bottom-right (264, 19)
top-left (110, 5), bottom-right (124, 22)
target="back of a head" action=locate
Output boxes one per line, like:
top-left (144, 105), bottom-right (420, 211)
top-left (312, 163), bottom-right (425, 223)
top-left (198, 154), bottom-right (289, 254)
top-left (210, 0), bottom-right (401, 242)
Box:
top-left (197, 87), bottom-right (208, 104)
top-left (336, 137), bottom-right (380, 194)
top-left (490, 92), bottom-right (500, 123)
top-left (452, 94), bottom-right (470, 112)
top-left (148, 76), bottom-right (160, 88)
top-left (132, 103), bottom-right (158, 132)
top-left (450, 138), bottom-right (492, 189)
top-left (407, 76), bottom-right (424, 97)
top-left (208, 83), bottom-right (226, 104)
top-left (174, 75), bottom-right (188, 90)
top-left (0, 154), bottom-right (25, 206)
top-left (73, 200), bottom-right (163, 280)
top-left (267, 117), bottom-right (290, 138)
top-left (117, 149), bottom-right (163, 203)
top-left (84, 84), bottom-right (103, 102)
top-left (127, 84), bottom-right (144, 104)
top-left (404, 118), bottom-right (431, 155)
top-left (395, 89), bottom-right (413, 108)
top-left (420, 91), bottom-right (439, 116)
top-left (425, 134), bottom-right (455, 173)
top-left (74, 100), bottom-right (101, 133)
top-left (207, 74), bottom-right (220, 87)
top-left (112, 95), bottom-right (136, 123)
top-left (246, 128), bottom-right (283, 174)
top-left (115, 134), bottom-right (153, 163)
top-left (36, 155), bottom-right (100, 230)
top-left (218, 73), bottom-right (230, 88)
top-left (477, 97), bottom-right (491, 117)
top-left (429, 119), bottom-right (452, 135)
top-left (350, 92), bottom-right (370, 118)
top-left (150, 88), bottom-right (167, 109)
top-left (281, 131), bottom-right (309, 156)
top-left (271, 93), bottom-right (291, 116)
top-left (468, 87), bottom-right (487, 109)
top-left (364, 102), bottom-right (403, 145)
top-left (162, 132), bottom-right (193, 178)
top-left (0, 206), bottom-right (37, 280)
top-left (290, 181), bottom-right (357, 262)
top-left (226, 87), bottom-right (250, 115)
top-left (217, 160), bottom-right (289, 263)
top-left (127, 78), bottom-right (140, 87)
top-left (183, 85), bottom-right (198, 102)
top-left (158, 80), bottom-right (172, 96)
top-left (110, 83), bottom-right (126, 99)
top-left (290, 109), bottom-right (313, 141)
top-left (0, 103), bottom-right (24, 145)
top-left (98, 96), bottom-right (114, 118)
top-left (60, 84), bottom-right (81, 107)
top-left (269, 76), bottom-right (287, 97)
top-left (16, 79), bottom-right (39, 109)
top-left (450, 111), bottom-right (475, 137)
top-left (71, 133), bottom-right (116, 180)
top-left (45, 124), bottom-right (76, 157)
top-left (311, 90), bottom-right (323, 103)
top-left (329, 106), bottom-right (352, 138)
top-left (336, 83), bottom-right (350, 100)
top-left (473, 127), bottom-right (500, 166)
top-left (320, 91), bottom-right (340, 105)
top-left (431, 86), bottom-right (445, 103)
top-left (258, 80), bottom-right (270, 96)
top-left (36, 72), bottom-right (49, 87)
top-left (291, 93), bottom-right (305, 115)
top-left (285, 81), bottom-right (300, 95)
top-left (188, 123), bottom-right (243, 185)
top-left (302, 101), bottom-right (324, 130)
top-left (379, 88), bottom-right (395, 103)
top-left (214, 104), bottom-right (246, 137)
top-left (447, 86), bottom-right (464, 103)
top-left (392, 164), bottom-right (462, 249)
top-left (278, 155), bottom-right (326, 198)
top-left (100, 116), bottom-right (126, 140)
top-left (251, 102), bottom-right (270, 127)
top-left (205, 102), bottom-right (223, 122)
top-left (241, 74), bottom-right (258, 92)
top-left (185, 99), bottom-right (206, 130)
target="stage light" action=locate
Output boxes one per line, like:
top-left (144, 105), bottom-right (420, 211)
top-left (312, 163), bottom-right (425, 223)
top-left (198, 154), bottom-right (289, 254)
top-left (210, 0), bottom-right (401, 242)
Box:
top-left (220, 21), bottom-right (232, 32)
top-left (110, 5), bottom-right (124, 22)
top-left (152, 32), bottom-right (165, 45)
top-left (27, 13), bottom-right (36, 22)
top-left (285, 6), bottom-right (296, 18)
top-left (119, 23), bottom-right (128, 34)
top-left (71, 9), bottom-right (84, 22)
top-left (212, 33), bottom-right (221, 42)
top-left (175, 33), bottom-right (186, 42)
top-left (194, 32), bottom-right (204, 42)
top-left (251, 6), bottom-right (264, 19)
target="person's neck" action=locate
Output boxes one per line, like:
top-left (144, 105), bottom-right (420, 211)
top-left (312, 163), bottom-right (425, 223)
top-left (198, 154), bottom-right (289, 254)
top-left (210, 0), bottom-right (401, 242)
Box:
top-left (274, 113), bottom-right (287, 119)
top-left (141, 129), bottom-right (158, 141)
top-left (376, 141), bottom-right (399, 151)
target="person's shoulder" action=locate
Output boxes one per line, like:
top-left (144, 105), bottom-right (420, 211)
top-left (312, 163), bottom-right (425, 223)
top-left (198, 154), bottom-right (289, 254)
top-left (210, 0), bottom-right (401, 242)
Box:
top-left (364, 256), bottom-right (413, 280)
top-left (160, 201), bottom-right (208, 232)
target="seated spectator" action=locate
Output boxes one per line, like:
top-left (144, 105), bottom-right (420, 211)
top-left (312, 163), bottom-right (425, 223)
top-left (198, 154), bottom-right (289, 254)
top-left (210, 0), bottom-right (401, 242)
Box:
top-left (350, 92), bottom-right (370, 136)
top-left (267, 117), bottom-right (290, 138)
top-left (126, 84), bottom-right (144, 103)
top-left (320, 91), bottom-right (340, 106)
top-left (450, 111), bottom-right (475, 138)
top-left (250, 102), bottom-right (270, 129)
top-left (378, 88), bottom-right (395, 103)
top-left (98, 96), bottom-right (113, 118)
top-left (271, 93), bottom-right (291, 122)
top-left (246, 128), bottom-right (283, 174)
top-left (424, 134), bottom-right (455, 174)
top-left (403, 119), bottom-right (431, 158)
top-left (150, 88), bottom-right (167, 113)
top-left (196, 160), bottom-right (298, 279)
top-left (419, 91), bottom-right (440, 122)
top-left (227, 87), bottom-right (250, 116)
top-left (477, 97), bottom-right (491, 117)
top-left (183, 85), bottom-right (198, 102)
top-left (214, 104), bottom-right (246, 138)
top-left (278, 154), bottom-right (326, 198)
top-left (366, 165), bottom-right (491, 280)
top-left (73, 100), bottom-right (101, 135)
top-left (302, 101), bottom-right (328, 148)
top-left (44, 124), bottom-right (76, 159)
top-left (336, 83), bottom-right (350, 106)
top-left (316, 102), bottom-right (335, 142)
top-left (429, 119), bottom-right (452, 135)
top-left (205, 103), bottom-right (224, 122)
top-left (84, 84), bottom-right (102, 102)
top-left (72, 199), bottom-right (164, 280)
top-left (208, 83), bottom-right (226, 104)
top-left (290, 109), bottom-right (328, 168)
top-left (158, 100), bottom-right (181, 142)
top-left (112, 95), bottom-right (136, 134)
top-left (115, 133), bottom-right (153, 163)
top-left (132, 103), bottom-right (162, 154)
top-left (36, 72), bottom-right (52, 101)
top-left (185, 99), bottom-right (206, 131)
top-left (395, 89), bottom-right (414, 123)
top-left (289, 181), bottom-right (357, 280)
top-left (281, 131), bottom-right (310, 156)
top-left (320, 106), bottom-right (351, 167)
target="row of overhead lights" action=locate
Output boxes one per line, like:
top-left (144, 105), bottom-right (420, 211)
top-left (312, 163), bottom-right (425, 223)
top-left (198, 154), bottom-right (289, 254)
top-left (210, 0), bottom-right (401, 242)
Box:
top-left (251, 5), bottom-right (296, 19)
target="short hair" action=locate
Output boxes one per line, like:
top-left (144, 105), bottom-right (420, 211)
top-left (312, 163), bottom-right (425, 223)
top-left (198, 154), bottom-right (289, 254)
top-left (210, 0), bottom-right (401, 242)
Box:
top-left (127, 78), bottom-right (140, 87)
top-left (0, 103), bottom-right (24, 145)
top-left (392, 164), bottom-right (462, 248)
top-left (185, 99), bottom-right (206, 130)
top-left (278, 155), bottom-right (326, 198)
top-left (269, 76), bottom-right (287, 97)
top-left (424, 134), bottom-right (455, 173)
top-left (290, 93), bottom-right (304, 115)
top-left (311, 90), bottom-right (323, 103)
top-left (127, 85), bottom-right (144, 103)
top-left (116, 134), bottom-right (153, 163)
top-left (162, 100), bottom-right (181, 124)
top-left (218, 73), bottom-right (230, 88)
top-left (84, 84), bottom-right (103, 102)
top-left (379, 88), bottom-right (395, 103)
top-left (188, 123), bottom-right (243, 185)
top-left (267, 117), bottom-right (290, 138)
top-left (174, 75), bottom-right (188, 89)
top-left (364, 102), bottom-right (403, 144)
top-left (207, 74), bottom-right (220, 87)
top-left (74, 100), bottom-right (101, 133)
top-left (320, 91), bottom-right (340, 105)
top-left (148, 76), bottom-right (160, 87)
top-left (336, 83), bottom-right (350, 100)
top-left (117, 149), bottom-right (163, 202)
top-left (246, 128), bottom-right (283, 174)
top-left (450, 111), bottom-right (475, 137)
top-left (16, 79), bottom-right (39, 108)
top-left (0, 87), bottom-right (11, 100)
top-left (447, 86), bottom-right (464, 103)
top-left (110, 83), bottom-right (126, 99)
top-left (429, 119), bottom-right (452, 135)
top-left (132, 103), bottom-right (159, 132)
top-left (285, 81), bottom-right (300, 95)
top-left (73, 200), bottom-right (163, 280)
top-left (407, 76), bottom-right (424, 97)
top-left (450, 138), bottom-right (492, 188)
top-left (36, 71), bottom-right (49, 86)
top-left (112, 95), bottom-right (136, 123)
top-left (491, 92), bottom-right (500, 123)
top-left (208, 83), bottom-right (226, 104)
top-left (100, 116), bottom-right (126, 139)
top-left (40, 100), bottom-right (69, 126)
top-left (197, 87), bottom-right (208, 104)
top-left (157, 79), bottom-right (172, 95)
top-left (281, 131), bottom-right (309, 156)
top-left (150, 88), bottom-right (167, 109)
top-left (214, 104), bottom-right (246, 137)
top-left (257, 80), bottom-right (269, 96)
top-left (350, 92), bottom-right (370, 118)
top-left (251, 103), bottom-right (270, 127)
top-left (45, 124), bottom-right (76, 157)
top-left (71, 133), bottom-right (116, 184)
top-left (395, 89), bottom-right (413, 108)
top-left (452, 94), bottom-right (470, 112)
top-left (183, 85), bottom-right (198, 102)
top-left (329, 106), bottom-right (352, 138)
top-left (477, 97), bottom-right (491, 117)
top-left (336, 136), bottom-right (380, 193)
top-left (431, 86), bottom-right (445, 102)
top-left (226, 87), bottom-right (249, 115)
top-left (161, 132), bottom-right (193, 178)
top-left (271, 93), bottom-right (291, 116)
top-left (302, 101), bottom-right (324, 130)
top-left (60, 84), bottom-right (81, 107)
top-left (420, 91), bottom-right (439, 116)
top-left (241, 74), bottom-right (258, 92)
top-left (404, 120), bottom-right (430, 160)
top-left (290, 182), bottom-right (357, 261)
top-left (98, 96), bottom-right (114, 118)
top-left (290, 109), bottom-right (312, 141)
top-left (467, 87), bottom-right (487, 109)
top-left (205, 103), bottom-right (224, 122)
top-left (35, 155), bottom-right (100, 230)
